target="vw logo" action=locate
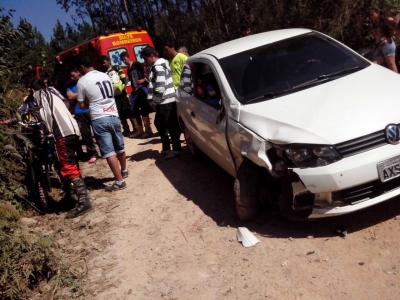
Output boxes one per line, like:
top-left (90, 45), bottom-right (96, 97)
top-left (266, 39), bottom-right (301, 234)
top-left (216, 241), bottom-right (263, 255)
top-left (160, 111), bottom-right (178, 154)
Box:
top-left (385, 124), bottom-right (400, 145)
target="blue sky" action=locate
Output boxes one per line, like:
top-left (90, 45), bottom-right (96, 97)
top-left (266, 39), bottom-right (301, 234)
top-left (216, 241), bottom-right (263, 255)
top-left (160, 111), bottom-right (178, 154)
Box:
top-left (1, 0), bottom-right (76, 41)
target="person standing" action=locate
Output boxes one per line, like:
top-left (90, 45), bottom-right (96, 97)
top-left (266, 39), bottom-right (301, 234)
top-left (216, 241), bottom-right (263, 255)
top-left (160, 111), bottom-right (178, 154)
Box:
top-left (76, 56), bottom-right (128, 191)
top-left (178, 46), bottom-right (189, 57)
top-left (163, 41), bottom-right (188, 90)
top-left (120, 52), bottom-right (154, 138)
top-left (66, 67), bottom-right (98, 163)
top-left (32, 81), bottom-right (92, 218)
top-left (374, 23), bottom-right (398, 72)
top-left (180, 63), bottom-right (193, 94)
top-left (141, 47), bottom-right (181, 158)
top-left (100, 56), bottom-right (136, 137)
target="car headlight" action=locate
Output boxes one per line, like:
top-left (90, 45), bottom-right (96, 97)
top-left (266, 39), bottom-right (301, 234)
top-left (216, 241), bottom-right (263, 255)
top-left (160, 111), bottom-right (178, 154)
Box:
top-left (276, 144), bottom-right (341, 168)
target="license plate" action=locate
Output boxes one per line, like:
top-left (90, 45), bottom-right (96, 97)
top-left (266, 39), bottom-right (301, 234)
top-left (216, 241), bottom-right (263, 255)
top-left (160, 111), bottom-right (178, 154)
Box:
top-left (377, 156), bottom-right (400, 182)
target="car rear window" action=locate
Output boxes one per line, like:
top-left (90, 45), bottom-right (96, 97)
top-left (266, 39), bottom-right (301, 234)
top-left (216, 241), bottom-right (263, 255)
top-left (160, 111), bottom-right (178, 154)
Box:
top-left (108, 48), bottom-right (128, 67)
top-left (219, 32), bottom-right (370, 104)
top-left (133, 44), bottom-right (149, 64)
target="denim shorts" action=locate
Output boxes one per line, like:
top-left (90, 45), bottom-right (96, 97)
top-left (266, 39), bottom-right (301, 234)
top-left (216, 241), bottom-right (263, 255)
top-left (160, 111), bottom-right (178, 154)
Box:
top-left (91, 116), bottom-right (125, 158)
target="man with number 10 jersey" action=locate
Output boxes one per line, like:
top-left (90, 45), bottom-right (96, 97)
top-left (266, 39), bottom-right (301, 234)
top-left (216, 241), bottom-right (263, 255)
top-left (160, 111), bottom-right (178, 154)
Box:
top-left (77, 70), bottom-right (118, 119)
top-left (77, 56), bottom-right (128, 192)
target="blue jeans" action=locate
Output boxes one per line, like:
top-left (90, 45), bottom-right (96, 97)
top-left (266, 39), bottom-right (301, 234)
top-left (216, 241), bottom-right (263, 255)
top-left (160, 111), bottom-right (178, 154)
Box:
top-left (92, 116), bottom-right (125, 159)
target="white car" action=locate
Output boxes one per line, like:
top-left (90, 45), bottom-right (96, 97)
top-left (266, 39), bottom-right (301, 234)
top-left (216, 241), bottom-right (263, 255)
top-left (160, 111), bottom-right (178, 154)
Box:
top-left (177, 28), bottom-right (400, 220)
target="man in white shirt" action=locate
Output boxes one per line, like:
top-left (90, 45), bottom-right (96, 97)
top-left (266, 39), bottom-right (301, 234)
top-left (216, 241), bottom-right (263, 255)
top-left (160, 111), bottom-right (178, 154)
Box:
top-left (76, 57), bottom-right (128, 192)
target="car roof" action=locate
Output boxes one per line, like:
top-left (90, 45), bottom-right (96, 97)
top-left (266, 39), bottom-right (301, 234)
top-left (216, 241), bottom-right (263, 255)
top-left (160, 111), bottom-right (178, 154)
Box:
top-left (195, 28), bottom-right (313, 59)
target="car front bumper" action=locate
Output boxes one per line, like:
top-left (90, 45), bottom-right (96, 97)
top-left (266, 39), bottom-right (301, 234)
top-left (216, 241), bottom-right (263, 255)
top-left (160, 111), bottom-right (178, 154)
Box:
top-left (308, 185), bottom-right (400, 218)
top-left (293, 143), bottom-right (400, 217)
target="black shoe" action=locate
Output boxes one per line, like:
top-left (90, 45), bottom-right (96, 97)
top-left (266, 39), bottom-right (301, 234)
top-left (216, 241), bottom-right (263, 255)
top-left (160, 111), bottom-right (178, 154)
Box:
top-left (161, 148), bottom-right (171, 156)
top-left (65, 201), bottom-right (92, 219)
top-left (164, 150), bottom-right (182, 160)
top-left (105, 181), bottom-right (127, 192)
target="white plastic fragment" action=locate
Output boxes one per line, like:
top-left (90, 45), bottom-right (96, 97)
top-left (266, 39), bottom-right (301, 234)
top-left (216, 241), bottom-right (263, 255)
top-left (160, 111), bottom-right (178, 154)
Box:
top-left (237, 227), bottom-right (260, 247)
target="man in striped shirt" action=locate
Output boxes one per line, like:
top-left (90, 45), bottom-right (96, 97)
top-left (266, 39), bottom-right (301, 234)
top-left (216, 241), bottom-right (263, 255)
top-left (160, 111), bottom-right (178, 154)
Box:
top-left (180, 63), bottom-right (193, 94)
top-left (141, 47), bottom-right (182, 157)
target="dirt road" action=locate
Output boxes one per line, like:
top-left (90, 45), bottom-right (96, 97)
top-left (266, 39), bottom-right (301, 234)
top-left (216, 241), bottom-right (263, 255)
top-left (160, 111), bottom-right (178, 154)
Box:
top-left (40, 123), bottom-right (400, 300)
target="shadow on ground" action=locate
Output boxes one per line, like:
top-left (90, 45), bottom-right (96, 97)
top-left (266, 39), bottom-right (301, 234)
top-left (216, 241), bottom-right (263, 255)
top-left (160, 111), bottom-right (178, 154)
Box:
top-left (129, 149), bottom-right (160, 161)
top-left (138, 138), bottom-right (162, 146)
top-left (84, 176), bottom-right (114, 190)
top-left (131, 147), bottom-right (400, 239)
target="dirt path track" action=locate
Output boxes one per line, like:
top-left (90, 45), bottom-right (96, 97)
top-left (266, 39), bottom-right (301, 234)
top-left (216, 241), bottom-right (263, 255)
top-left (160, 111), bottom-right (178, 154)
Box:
top-left (42, 123), bottom-right (400, 300)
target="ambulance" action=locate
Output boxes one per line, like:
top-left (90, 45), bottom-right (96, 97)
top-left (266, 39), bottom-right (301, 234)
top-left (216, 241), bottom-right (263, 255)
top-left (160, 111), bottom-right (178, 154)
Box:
top-left (55, 29), bottom-right (154, 93)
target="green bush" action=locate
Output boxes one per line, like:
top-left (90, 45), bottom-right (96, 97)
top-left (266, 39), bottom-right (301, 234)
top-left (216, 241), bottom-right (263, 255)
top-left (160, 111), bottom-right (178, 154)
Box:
top-left (0, 90), bottom-right (30, 206)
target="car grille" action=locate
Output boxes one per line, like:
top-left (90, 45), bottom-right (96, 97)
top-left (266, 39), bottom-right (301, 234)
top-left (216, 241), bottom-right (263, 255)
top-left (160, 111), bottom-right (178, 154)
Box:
top-left (332, 176), bottom-right (400, 205)
top-left (335, 130), bottom-right (386, 158)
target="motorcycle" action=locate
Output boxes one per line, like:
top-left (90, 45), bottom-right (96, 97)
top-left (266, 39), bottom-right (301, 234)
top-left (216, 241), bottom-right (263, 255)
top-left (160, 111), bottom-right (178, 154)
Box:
top-left (19, 114), bottom-right (59, 212)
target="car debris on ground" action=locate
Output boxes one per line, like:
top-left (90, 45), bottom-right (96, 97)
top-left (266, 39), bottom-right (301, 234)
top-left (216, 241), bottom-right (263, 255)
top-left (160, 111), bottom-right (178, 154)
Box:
top-left (237, 227), bottom-right (260, 247)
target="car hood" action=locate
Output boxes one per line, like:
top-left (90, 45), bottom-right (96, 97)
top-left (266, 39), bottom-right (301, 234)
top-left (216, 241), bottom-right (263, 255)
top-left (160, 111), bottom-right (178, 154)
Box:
top-left (239, 64), bottom-right (400, 145)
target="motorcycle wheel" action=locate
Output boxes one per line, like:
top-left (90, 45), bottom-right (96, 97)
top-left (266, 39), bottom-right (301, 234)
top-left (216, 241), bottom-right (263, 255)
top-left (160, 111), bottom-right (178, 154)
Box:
top-left (28, 162), bottom-right (51, 213)
top-left (36, 178), bottom-right (50, 211)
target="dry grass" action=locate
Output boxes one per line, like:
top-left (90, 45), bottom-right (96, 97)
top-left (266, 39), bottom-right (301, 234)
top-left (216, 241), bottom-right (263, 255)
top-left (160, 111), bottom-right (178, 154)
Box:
top-left (0, 203), bottom-right (83, 299)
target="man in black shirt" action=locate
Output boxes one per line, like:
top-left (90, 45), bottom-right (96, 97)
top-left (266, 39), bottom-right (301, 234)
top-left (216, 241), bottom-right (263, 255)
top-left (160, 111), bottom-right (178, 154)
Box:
top-left (120, 52), bottom-right (154, 138)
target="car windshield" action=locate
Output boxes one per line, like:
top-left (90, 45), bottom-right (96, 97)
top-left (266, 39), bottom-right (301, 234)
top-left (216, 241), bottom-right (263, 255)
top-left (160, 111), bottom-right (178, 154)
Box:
top-left (219, 32), bottom-right (370, 104)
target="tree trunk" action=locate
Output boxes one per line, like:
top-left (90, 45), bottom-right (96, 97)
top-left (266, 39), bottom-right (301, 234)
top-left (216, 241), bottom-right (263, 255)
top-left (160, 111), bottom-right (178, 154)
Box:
top-left (122, 0), bottom-right (133, 25)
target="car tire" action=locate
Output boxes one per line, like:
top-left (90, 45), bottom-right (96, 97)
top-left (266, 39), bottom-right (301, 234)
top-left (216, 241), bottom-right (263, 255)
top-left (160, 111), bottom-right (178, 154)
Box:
top-left (183, 125), bottom-right (201, 157)
top-left (256, 169), bottom-right (280, 210)
top-left (234, 160), bottom-right (258, 221)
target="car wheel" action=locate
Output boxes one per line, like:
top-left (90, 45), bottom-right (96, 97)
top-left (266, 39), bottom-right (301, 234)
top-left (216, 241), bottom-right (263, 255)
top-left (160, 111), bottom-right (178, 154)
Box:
top-left (183, 125), bottom-right (201, 157)
top-left (256, 169), bottom-right (280, 210)
top-left (234, 160), bottom-right (258, 221)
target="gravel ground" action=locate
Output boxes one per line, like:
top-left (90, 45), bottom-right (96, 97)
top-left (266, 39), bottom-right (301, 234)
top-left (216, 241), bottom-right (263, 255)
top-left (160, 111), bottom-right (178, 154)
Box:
top-left (35, 119), bottom-right (400, 300)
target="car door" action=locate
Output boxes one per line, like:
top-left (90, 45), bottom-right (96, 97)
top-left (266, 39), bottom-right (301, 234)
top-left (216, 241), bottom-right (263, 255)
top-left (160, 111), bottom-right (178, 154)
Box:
top-left (183, 60), bottom-right (235, 175)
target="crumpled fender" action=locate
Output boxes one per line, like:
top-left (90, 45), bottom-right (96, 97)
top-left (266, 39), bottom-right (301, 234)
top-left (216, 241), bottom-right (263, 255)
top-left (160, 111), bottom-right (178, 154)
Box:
top-left (226, 121), bottom-right (273, 175)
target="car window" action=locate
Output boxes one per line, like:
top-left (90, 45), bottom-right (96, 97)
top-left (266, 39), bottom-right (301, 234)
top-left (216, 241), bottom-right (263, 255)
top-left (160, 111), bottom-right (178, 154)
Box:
top-left (108, 48), bottom-right (127, 67)
top-left (219, 32), bottom-right (370, 104)
top-left (185, 62), bottom-right (222, 110)
top-left (133, 44), bottom-right (149, 64)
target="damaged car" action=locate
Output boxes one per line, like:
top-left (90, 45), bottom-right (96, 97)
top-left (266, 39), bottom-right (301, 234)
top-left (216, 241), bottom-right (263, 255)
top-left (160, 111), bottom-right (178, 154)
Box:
top-left (177, 28), bottom-right (400, 220)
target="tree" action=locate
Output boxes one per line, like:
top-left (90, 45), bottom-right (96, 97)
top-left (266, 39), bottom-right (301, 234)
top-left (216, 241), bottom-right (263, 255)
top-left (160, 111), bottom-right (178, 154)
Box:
top-left (55, 0), bottom-right (400, 54)
top-left (49, 20), bottom-right (95, 56)
top-left (0, 9), bottom-right (50, 92)
top-left (50, 20), bottom-right (67, 53)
